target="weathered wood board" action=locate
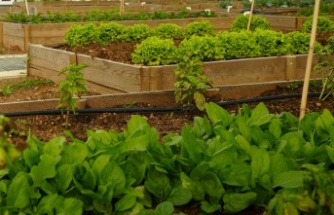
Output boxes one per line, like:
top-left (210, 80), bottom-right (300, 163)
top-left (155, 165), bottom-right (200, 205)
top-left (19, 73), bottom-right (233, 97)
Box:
top-left (28, 44), bottom-right (322, 94)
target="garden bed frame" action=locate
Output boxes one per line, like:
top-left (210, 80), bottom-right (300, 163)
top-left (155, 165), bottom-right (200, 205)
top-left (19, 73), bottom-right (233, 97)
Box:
top-left (27, 44), bottom-right (321, 95)
top-left (1, 15), bottom-right (306, 52)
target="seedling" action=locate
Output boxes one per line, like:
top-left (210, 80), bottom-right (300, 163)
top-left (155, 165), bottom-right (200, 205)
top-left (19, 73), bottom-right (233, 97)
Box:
top-left (56, 63), bottom-right (88, 127)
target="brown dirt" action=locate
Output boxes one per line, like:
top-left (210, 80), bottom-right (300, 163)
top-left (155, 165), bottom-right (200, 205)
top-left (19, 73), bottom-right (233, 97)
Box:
top-left (2, 40), bottom-right (334, 215)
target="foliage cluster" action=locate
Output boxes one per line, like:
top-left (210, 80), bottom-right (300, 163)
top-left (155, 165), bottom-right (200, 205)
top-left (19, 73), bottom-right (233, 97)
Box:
top-left (1, 8), bottom-right (216, 24)
top-left (2, 102), bottom-right (334, 214)
top-left (229, 14), bottom-right (270, 32)
top-left (64, 21), bottom-right (215, 47)
top-left (300, 16), bottom-right (334, 33)
top-left (131, 37), bottom-right (178, 66)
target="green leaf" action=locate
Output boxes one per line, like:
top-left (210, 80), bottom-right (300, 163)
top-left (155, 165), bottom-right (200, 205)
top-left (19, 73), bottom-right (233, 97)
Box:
top-left (181, 125), bottom-right (205, 164)
top-left (145, 167), bottom-right (172, 200)
top-left (250, 146), bottom-right (270, 185)
top-left (56, 198), bottom-right (83, 215)
top-left (223, 192), bottom-right (257, 213)
top-left (221, 163), bottom-right (251, 187)
top-left (205, 102), bottom-right (232, 127)
top-left (200, 200), bottom-right (221, 213)
top-left (23, 149), bottom-right (40, 168)
top-left (249, 102), bottom-right (274, 126)
top-left (181, 172), bottom-right (205, 201)
top-left (269, 118), bottom-right (282, 138)
top-left (326, 146), bottom-right (334, 164)
top-left (201, 172), bottom-right (225, 201)
top-left (37, 194), bottom-right (59, 214)
top-left (269, 153), bottom-right (289, 178)
top-left (155, 201), bottom-right (174, 215)
top-left (124, 115), bottom-right (150, 137)
top-left (115, 194), bottom-right (137, 212)
top-left (55, 164), bottom-right (74, 193)
top-left (272, 171), bottom-right (304, 188)
top-left (60, 142), bottom-right (88, 165)
top-left (43, 136), bottom-right (65, 156)
top-left (6, 172), bottom-right (30, 209)
top-left (235, 135), bottom-right (251, 154)
top-left (30, 154), bottom-right (58, 187)
top-left (167, 186), bottom-right (192, 206)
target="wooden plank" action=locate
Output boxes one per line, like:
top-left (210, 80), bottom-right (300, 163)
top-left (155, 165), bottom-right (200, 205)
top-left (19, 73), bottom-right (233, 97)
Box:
top-left (85, 81), bottom-right (127, 94)
top-left (77, 54), bottom-right (142, 92)
top-left (29, 44), bottom-right (74, 72)
top-left (29, 66), bottom-right (63, 83)
top-left (3, 36), bottom-right (25, 52)
top-left (285, 55), bottom-right (296, 80)
top-left (204, 57), bottom-right (287, 85)
top-left (295, 54), bottom-right (322, 79)
top-left (3, 22), bottom-right (25, 37)
top-left (261, 15), bottom-right (296, 31)
top-left (158, 65), bottom-right (175, 90)
top-left (30, 23), bottom-right (74, 38)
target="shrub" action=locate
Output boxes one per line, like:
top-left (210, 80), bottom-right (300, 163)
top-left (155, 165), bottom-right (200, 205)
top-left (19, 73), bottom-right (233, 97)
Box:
top-left (216, 31), bottom-right (261, 59)
top-left (97, 22), bottom-right (126, 45)
top-left (132, 37), bottom-right (178, 66)
top-left (153, 23), bottom-right (185, 40)
top-left (177, 36), bottom-right (224, 61)
top-left (253, 29), bottom-right (286, 56)
top-left (122, 24), bottom-right (153, 42)
top-left (283, 31), bottom-right (322, 54)
top-left (185, 21), bottom-right (215, 38)
top-left (300, 16), bottom-right (334, 33)
top-left (229, 14), bottom-right (270, 32)
top-left (64, 24), bottom-right (99, 47)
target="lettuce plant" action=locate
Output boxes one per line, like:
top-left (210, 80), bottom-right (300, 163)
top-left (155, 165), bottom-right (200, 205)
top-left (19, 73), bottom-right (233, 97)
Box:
top-left (153, 23), bottom-right (185, 40)
top-left (97, 22), bottom-right (126, 45)
top-left (185, 21), bottom-right (215, 38)
top-left (132, 37), bottom-right (178, 66)
top-left (229, 14), bottom-right (270, 32)
top-left (300, 15), bottom-right (334, 33)
top-left (122, 24), bottom-right (153, 42)
top-left (64, 24), bottom-right (99, 47)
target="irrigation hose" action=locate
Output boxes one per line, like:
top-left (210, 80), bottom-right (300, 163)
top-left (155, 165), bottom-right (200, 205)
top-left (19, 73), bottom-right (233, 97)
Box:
top-left (3, 92), bottom-right (321, 117)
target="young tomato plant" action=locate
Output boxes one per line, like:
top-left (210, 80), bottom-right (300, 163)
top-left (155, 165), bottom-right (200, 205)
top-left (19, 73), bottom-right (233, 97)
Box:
top-left (56, 63), bottom-right (88, 127)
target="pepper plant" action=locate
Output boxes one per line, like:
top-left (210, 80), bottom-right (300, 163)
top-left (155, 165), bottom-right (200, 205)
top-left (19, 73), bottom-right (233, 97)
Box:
top-left (56, 63), bottom-right (88, 127)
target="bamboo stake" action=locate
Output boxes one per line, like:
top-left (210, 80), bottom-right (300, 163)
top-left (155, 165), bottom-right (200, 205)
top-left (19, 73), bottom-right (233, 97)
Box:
top-left (247, 0), bottom-right (255, 31)
top-left (120, 0), bottom-right (125, 16)
top-left (299, 0), bottom-right (320, 119)
top-left (25, 0), bottom-right (29, 15)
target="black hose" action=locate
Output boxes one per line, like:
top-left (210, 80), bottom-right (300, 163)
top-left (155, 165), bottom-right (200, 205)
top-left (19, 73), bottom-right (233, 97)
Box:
top-left (4, 92), bottom-right (320, 117)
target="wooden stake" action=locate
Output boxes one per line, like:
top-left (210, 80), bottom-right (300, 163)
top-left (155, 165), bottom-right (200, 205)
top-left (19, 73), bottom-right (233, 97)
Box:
top-left (120, 0), bottom-right (125, 16)
top-left (299, 0), bottom-right (320, 119)
top-left (247, 0), bottom-right (255, 31)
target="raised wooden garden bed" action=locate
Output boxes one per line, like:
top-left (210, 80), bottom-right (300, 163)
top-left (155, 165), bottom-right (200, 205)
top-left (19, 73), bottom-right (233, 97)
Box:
top-left (10, 1), bottom-right (223, 15)
top-left (1, 15), bottom-right (306, 52)
top-left (28, 44), bottom-right (322, 95)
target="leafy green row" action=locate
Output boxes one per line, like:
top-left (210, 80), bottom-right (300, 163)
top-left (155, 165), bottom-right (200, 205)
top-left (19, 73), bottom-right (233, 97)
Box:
top-left (64, 21), bottom-right (215, 47)
top-left (1, 102), bottom-right (334, 214)
top-left (1, 8), bottom-right (215, 24)
top-left (132, 29), bottom-right (324, 66)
